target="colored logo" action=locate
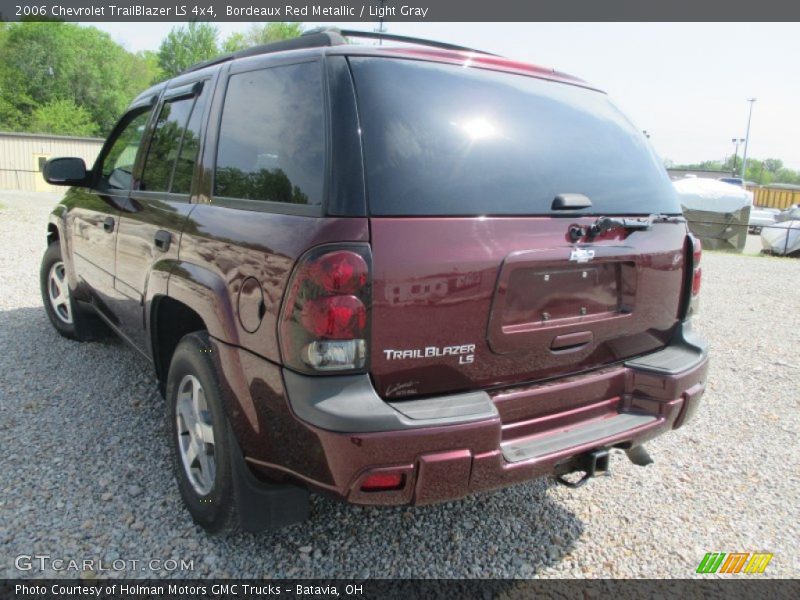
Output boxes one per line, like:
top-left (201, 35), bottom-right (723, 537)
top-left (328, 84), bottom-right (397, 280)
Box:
top-left (696, 552), bottom-right (773, 574)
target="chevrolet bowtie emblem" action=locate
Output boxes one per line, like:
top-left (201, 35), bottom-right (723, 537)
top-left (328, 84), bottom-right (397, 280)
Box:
top-left (569, 248), bottom-right (595, 263)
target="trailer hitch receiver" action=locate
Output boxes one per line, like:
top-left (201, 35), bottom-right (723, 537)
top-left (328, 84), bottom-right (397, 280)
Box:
top-left (555, 448), bottom-right (610, 488)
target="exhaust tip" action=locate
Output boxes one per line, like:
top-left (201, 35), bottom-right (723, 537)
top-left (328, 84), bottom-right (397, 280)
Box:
top-left (626, 445), bottom-right (654, 467)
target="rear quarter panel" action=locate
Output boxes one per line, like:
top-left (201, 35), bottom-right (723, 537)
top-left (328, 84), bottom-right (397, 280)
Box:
top-left (176, 206), bottom-right (369, 362)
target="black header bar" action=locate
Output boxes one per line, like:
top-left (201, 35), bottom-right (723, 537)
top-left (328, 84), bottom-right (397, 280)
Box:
top-left (1, 0), bottom-right (800, 22)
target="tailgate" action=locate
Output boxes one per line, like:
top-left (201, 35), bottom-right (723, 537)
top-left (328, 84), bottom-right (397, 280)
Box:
top-left (369, 217), bottom-right (688, 399)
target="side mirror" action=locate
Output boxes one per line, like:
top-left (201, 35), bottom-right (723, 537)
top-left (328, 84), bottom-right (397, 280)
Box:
top-left (43, 157), bottom-right (89, 186)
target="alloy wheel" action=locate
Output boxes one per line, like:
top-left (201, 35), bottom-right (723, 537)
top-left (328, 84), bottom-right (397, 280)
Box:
top-left (47, 261), bottom-right (73, 324)
top-left (176, 374), bottom-right (217, 495)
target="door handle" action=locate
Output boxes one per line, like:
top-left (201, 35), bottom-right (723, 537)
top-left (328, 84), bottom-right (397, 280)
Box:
top-left (551, 331), bottom-right (593, 351)
top-left (154, 230), bottom-right (171, 252)
top-left (103, 216), bottom-right (115, 233)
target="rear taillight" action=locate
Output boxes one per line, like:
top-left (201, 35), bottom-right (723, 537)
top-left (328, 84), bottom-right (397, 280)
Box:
top-left (279, 244), bottom-right (371, 373)
top-left (309, 250), bottom-right (368, 294)
top-left (691, 237), bottom-right (702, 296)
top-left (687, 235), bottom-right (702, 317)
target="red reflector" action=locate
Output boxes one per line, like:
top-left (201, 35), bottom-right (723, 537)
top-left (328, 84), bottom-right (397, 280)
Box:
top-left (361, 472), bottom-right (404, 491)
top-left (692, 267), bottom-right (702, 296)
top-left (301, 295), bottom-right (366, 339)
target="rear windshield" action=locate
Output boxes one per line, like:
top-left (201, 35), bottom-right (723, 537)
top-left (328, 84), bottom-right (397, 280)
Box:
top-left (349, 57), bottom-right (680, 216)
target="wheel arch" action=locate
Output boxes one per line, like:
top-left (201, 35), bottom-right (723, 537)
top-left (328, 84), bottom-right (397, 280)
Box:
top-left (149, 261), bottom-right (240, 395)
top-left (150, 295), bottom-right (207, 397)
top-left (47, 223), bottom-right (60, 245)
top-left (47, 205), bottom-right (66, 246)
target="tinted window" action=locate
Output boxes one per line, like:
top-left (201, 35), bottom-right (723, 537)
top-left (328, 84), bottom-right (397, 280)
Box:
top-left (172, 91), bottom-right (208, 194)
top-left (214, 62), bottom-right (324, 205)
top-left (349, 58), bottom-right (681, 216)
top-left (100, 110), bottom-right (150, 190)
top-left (141, 86), bottom-right (207, 193)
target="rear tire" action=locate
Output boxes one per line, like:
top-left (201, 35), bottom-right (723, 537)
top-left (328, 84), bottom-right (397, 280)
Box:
top-left (167, 331), bottom-right (238, 534)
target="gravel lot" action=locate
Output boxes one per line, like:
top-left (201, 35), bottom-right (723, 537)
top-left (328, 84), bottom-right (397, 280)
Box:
top-left (1, 190), bottom-right (798, 579)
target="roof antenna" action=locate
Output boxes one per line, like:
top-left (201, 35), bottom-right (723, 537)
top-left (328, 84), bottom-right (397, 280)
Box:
top-left (375, 0), bottom-right (387, 45)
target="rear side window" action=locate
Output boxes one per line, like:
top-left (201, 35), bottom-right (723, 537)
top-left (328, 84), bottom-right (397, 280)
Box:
top-left (141, 85), bottom-right (207, 194)
top-left (349, 58), bottom-right (680, 216)
top-left (214, 62), bottom-right (324, 206)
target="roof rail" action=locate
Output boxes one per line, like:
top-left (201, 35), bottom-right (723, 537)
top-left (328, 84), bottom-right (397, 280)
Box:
top-left (320, 28), bottom-right (498, 56)
top-left (180, 28), bottom-right (497, 75)
top-left (181, 30), bottom-right (347, 74)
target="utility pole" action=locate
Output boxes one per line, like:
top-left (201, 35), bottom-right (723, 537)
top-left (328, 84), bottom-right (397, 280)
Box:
top-left (731, 138), bottom-right (745, 176)
top-left (740, 98), bottom-right (756, 183)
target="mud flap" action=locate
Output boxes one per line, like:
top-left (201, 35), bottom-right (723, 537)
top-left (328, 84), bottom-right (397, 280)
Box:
top-left (228, 424), bottom-right (310, 532)
top-left (73, 299), bottom-right (111, 342)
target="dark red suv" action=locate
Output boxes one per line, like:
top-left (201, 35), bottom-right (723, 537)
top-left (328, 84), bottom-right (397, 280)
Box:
top-left (40, 29), bottom-right (708, 533)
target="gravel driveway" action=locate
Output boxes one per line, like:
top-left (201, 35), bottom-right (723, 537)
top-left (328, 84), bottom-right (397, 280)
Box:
top-left (1, 190), bottom-right (798, 579)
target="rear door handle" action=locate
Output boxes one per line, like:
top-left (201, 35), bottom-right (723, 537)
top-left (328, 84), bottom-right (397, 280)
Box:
top-left (551, 331), bottom-right (593, 351)
top-left (103, 216), bottom-right (115, 233)
top-left (154, 230), bottom-right (171, 252)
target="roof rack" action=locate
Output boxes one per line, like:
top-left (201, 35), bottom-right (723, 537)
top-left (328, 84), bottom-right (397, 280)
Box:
top-left (181, 28), bottom-right (497, 75)
top-left (182, 30), bottom-right (347, 74)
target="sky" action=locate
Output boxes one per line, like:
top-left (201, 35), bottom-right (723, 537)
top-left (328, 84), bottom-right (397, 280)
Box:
top-left (91, 22), bottom-right (800, 169)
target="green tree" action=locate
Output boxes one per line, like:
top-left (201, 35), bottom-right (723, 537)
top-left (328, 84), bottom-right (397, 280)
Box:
top-left (0, 96), bottom-right (26, 131)
top-left (774, 168), bottom-right (800, 185)
top-left (222, 22), bottom-right (303, 52)
top-left (743, 158), bottom-right (764, 184)
top-left (127, 50), bottom-right (163, 87)
top-left (763, 158), bottom-right (783, 174)
top-left (158, 22), bottom-right (219, 78)
top-left (672, 157), bottom-right (800, 186)
top-left (222, 31), bottom-right (248, 53)
top-left (28, 99), bottom-right (98, 136)
top-left (0, 22), bottom-right (155, 135)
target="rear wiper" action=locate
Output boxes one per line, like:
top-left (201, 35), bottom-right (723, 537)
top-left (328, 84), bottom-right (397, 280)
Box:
top-left (568, 214), bottom-right (684, 242)
top-left (569, 216), bottom-right (650, 241)
top-left (586, 216), bottom-right (651, 239)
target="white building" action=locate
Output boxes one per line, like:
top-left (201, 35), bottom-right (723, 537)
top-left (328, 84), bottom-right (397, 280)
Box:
top-left (0, 131), bottom-right (103, 192)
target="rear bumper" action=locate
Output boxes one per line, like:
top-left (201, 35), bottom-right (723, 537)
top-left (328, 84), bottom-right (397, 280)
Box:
top-left (224, 322), bottom-right (707, 506)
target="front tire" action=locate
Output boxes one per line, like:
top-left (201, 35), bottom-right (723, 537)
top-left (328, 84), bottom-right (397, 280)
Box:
top-left (167, 331), bottom-right (238, 534)
top-left (40, 241), bottom-right (79, 339)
